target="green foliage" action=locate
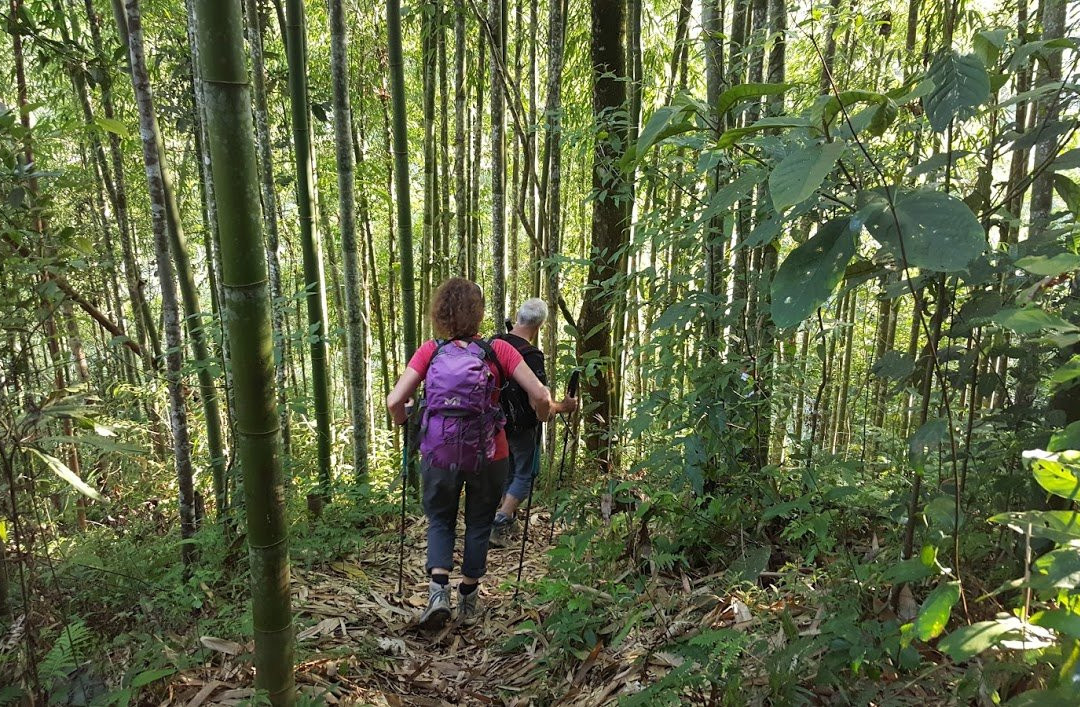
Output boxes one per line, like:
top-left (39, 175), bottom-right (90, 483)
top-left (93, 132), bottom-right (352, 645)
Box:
top-left (771, 218), bottom-right (856, 328)
top-left (860, 190), bottom-right (986, 272)
top-left (924, 50), bottom-right (991, 132)
top-left (768, 141), bottom-right (846, 212)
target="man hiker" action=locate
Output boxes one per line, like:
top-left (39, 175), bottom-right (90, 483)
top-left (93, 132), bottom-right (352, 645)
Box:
top-left (386, 279), bottom-right (552, 630)
top-left (490, 298), bottom-right (578, 548)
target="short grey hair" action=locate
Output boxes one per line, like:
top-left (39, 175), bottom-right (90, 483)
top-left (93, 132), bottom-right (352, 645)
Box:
top-left (516, 298), bottom-right (549, 327)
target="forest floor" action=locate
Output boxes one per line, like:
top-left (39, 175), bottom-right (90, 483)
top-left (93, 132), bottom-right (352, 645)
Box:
top-left (158, 508), bottom-right (613, 705)
top-left (157, 507), bottom-right (752, 706)
top-left (154, 507), bottom-right (961, 706)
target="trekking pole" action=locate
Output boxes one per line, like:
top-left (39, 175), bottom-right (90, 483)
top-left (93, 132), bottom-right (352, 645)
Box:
top-left (397, 405), bottom-right (412, 597)
top-left (547, 370), bottom-right (580, 544)
top-left (513, 429), bottom-right (542, 600)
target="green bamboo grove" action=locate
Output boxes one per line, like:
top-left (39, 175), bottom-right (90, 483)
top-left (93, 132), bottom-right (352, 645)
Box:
top-left (0, 0), bottom-right (1078, 701)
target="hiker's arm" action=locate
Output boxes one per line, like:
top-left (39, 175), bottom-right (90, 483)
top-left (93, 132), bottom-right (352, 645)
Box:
top-left (387, 368), bottom-right (422, 425)
top-left (511, 361), bottom-right (552, 421)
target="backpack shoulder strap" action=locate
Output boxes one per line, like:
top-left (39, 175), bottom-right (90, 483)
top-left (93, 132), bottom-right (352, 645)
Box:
top-left (475, 337), bottom-right (509, 385)
top-left (496, 333), bottom-right (540, 360)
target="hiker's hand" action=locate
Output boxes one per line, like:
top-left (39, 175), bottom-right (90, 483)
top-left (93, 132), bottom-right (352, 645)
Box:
top-left (387, 368), bottom-right (422, 425)
top-left (560, 397), bottom-right (579, 414)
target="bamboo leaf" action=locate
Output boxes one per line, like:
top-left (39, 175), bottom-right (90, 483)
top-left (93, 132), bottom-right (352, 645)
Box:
top-left (93, 116), bottom-right (129, 138)
top-left (28, 448), bottom-right (104, 502)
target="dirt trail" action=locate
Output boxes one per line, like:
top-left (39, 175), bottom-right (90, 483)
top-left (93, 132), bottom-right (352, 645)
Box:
top-left (168, 511), bottom-right (569, 706)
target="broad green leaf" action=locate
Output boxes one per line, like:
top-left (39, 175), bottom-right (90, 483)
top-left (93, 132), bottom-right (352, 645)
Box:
top-left (1031, 610), bottom-right (1080, 640)
top-left (992, 308), bottom-right (1078, 335)
top-left (1023, 450), bottom-right (1080, 500)
top-left (28, 448), bottom-right (104, 502)
top-left (882, 557), bottom-right (936, 584)
top-left (925, 51), bottom-right (991, 132)
top-left (1049, 422), bottom-right (1080, 452)
top-left (809, 90), bottom-right (887, 126)
top-left (871, 350), bottom-right (915, 381)
top-left (910, 150), bottom-right (973, 177)
top-left (924, 496), bottom-right (964, 532)
top-left (716, 117), bottom-right (809, 148)
top-left (990, 510), bottom-right (1080, 544)
top-left (715, 82), bottom-right (793, 118)
top-left (862, 190), bottom-right (985, 272)
top-left (910, 418), bottom-right (949, 453)
top-left (1031, 548), bottom-right (1080, 590)
top-left (1050, 356), bottom-right (1080, 386)
top-left (882, 545), bottom-right (939, 584)
top-left (973, 29), bottom-right (1008, 67)
top-left (914, 581), bottom-right (960, 641)
top-left (1015, 253), bottom-right (1080, 277)
top-left (1053, 148), bottom-right (1080, 171)
top-left (771, 218), bottom-right (857, 329)
top-left (769, 141), bottom-right (846, 211)
top-left (938, 619), bottom-right (1020, 661)
top-left (1053, 174), bottom-right (1080, 217)
top-left (1006, 688), bottom-right (1080, 707)
top-left (634, 105), bottom-right (694, 158)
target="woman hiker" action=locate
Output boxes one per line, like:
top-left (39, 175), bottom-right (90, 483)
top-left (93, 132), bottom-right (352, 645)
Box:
top-left (386, 278), bottom-right (552, 630)
top-left (489, 298), bottom-right (578, 547)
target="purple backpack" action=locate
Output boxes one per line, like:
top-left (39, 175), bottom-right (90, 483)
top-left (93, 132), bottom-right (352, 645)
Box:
top-left (419, 339), bottom-right (506, 472)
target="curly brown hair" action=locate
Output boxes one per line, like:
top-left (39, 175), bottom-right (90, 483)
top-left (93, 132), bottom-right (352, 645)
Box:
top-left (430, 278), bottom-right (485, 339)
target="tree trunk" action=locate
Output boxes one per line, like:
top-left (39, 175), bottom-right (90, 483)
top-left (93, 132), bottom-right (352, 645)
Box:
top-left (702, 0), bottom-right (725, 342)
top-left (454, 0), bottom-right (468, 274)
top-left (329, 0), bottom-right (368, 479)
top-left (388, 0), bottom-right (419, 484)
top-left (85, 0), bottom-right (159, 372)
top-left (438, 5), bottom-right (451, 284)
top-left (185, 0), bottom-right (233, 516)
top-left (286, 0), bottom-right (334, 499)
top-left (194, 0), bottom-right (295, 698)
top-left (1028, 0), bottom-right (1065, 236)
top-left (541, 0), bottom-right (566, 439)
top-left (470, 36), bottom-right (485, 282)
top-left (125, 0), bottom-right (197, 563)
top-left (244, 0), bottom-right (291, 457)
top-left (578, 0), bottom-right (629, 473)
top-left (420, 0), bottom-right (437, 336)
top-left (490, 0), bottom-right (507, 330)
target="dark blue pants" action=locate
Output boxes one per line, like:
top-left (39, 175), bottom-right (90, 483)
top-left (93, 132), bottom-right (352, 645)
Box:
top-left (504, 427), bottom-right (541, 501)
top-left (422, 456), bottom-right (508, 579)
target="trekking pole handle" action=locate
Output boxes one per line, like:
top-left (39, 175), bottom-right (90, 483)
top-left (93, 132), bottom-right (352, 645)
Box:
top-left (567, 370), bottom-right (580, 398)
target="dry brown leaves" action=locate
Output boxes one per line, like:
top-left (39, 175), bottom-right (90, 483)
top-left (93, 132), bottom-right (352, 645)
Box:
top-left (158, 513), bottom-right (837, 705)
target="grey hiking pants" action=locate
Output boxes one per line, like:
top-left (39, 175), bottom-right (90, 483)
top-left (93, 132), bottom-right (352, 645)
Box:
top-left (422, 456), bottom-right (508, 579)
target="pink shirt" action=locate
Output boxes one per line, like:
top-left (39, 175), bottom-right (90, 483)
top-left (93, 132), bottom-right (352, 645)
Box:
top-left (407, 339), bottom-right (524, 460)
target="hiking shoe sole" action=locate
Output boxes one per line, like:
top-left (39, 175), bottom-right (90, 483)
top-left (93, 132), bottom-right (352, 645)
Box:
top-left (417, 606), bottom-right (451, 631)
